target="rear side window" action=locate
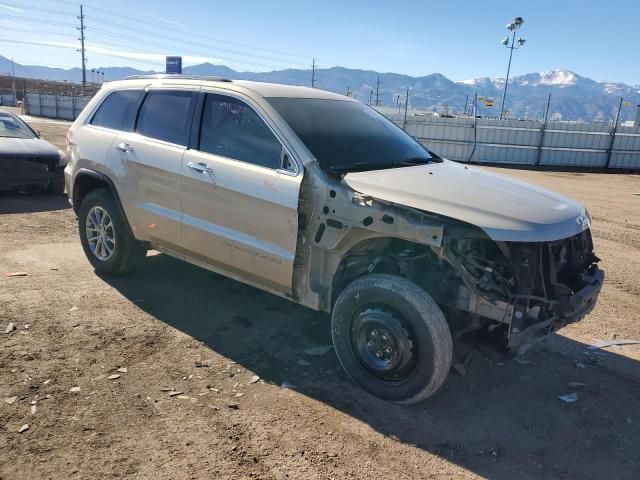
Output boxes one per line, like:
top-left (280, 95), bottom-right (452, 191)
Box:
top-left (91, 90), bottom-right (142, 131)
top-left (136, 91), bottom-right (194, 145)
top-left (199, 94), bottom-right (282, 169)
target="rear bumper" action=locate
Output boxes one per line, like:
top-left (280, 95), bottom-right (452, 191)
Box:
top-left (508, 265), bottom-right (604, 348)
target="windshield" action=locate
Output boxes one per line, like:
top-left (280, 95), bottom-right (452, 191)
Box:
top-left (266, 97), bottom-right (439, 174)
top-left (0, 113), bottom-right (37, 139)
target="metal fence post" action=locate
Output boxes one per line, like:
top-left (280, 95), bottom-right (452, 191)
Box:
top-left (38, 92), bottom-right (42, 117)
top-left (54, 93), bottom-right (59, 119)
top-left (605, 97), bottom-right (623, 168)
top-left (468, 92), bottom-right (478, 164)
top-left (402, 88), bottom-right (409, 131)
top-left (536, 93), bottom-right (551, 166)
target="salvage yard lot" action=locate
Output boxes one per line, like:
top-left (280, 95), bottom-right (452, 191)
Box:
top-left (1, 115), bottom-right (639, 479)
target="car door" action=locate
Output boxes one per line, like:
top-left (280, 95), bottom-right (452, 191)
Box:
top-left (75, 88), bottom-right (143, 184)
top-left (108, 88), bottom-right (197, 247)
top-left (180, 91), bottom-right (303, 294)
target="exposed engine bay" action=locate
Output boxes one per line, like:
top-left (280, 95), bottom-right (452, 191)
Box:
top-left (444, 228), bottom-right (603, 349)
top-left (295, 161), bottom-right (604, 355)
top-left (325, 220), bottom-right (603, 353)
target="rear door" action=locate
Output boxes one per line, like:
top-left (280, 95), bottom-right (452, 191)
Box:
top-left (75, 88), bottom-right (143, 183)
top-left (108, 88), bottom-right (197, 247)
top-left (180, 92), bottom-right (302, 293)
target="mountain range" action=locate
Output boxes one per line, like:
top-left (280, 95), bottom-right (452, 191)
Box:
top-left (1, 54), bottom-right (638, 122)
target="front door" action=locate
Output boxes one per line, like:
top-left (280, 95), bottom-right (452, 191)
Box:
top-left (180, 92), bottom-right (302, 294)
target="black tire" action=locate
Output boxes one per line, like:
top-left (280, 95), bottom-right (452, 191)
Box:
top-left (78, 188), bottom-right (146, 275)
top-left (46, 177), bottom-right (65, 195)
top-left (331, 274), bottom-right (452, 404)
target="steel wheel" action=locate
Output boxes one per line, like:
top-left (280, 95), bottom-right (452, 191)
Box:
top-left (350, 305), bottom-right (419, 382)
top-left (85, 206), bottom-right (116, 261)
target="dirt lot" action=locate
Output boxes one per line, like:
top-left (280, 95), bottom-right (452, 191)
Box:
top-left (1, 114), bottom-right (639, 480)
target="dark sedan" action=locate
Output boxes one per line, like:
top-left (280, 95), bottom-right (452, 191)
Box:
top-left (0, 109), bottom-right (66, 194)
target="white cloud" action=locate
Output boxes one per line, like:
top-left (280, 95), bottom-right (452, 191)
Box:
top-left (148, 14), bottom-right (183, 26)
top-left (6, 38), bottom-right (221, 66)
top-left (0, 3), bottom-right (24, 13)
top-left (84, 43), bottom-right (221, 65)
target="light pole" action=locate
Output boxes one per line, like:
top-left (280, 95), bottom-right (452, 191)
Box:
top-left (499, 16), bottom-right (526, 120)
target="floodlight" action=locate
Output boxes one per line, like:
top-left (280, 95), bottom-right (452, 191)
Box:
top-left (517, 37), bottom-right (526, 46)
top-left (501, 36), bottom-right (509, 45)
top-left (506, 16), bottom-right (524, 31)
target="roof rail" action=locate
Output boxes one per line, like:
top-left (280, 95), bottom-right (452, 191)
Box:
top-left (123, 74), bottom-right (232, 82)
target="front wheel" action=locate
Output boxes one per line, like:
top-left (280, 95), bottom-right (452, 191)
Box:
top-left (331, 274), bottom-right (452, 404)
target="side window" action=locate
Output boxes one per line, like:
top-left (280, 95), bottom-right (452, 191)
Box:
top-left (199, 94), bottom-right (282, 169)
top-left (91, 90), bottom-right (142, 131)
top-left (136, 91), bottom-right (194, 145)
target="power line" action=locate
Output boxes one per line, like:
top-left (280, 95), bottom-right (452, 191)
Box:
top-left (50, 0), bottom-right (313, 62)
top-left (5, 2), bottom-right (327, 74)
top-left (83, 15), bottom-right (309, 68)
top-left (0, 38), bottom-right (164, 68)
top-left (0, 2), bottom-right (76, 16)
top-left (0, 38), bottom-right (76, 50)
top-left (0, 26), bottom-right (76, 39)
top-left (0, 14), bottom-right (77, 28)
top-left (85, 27), bottom-right (300, 70)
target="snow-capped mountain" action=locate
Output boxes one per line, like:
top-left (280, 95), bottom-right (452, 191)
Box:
top-left (0, 54), bottom-right (637, 122)
top-left (454, 69), bottom-right (639, 121)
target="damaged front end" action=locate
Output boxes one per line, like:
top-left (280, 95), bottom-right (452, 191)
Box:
top-left (446, 228), bottom-right (603, 350)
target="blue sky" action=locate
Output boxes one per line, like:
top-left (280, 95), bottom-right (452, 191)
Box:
top-left (1, 0), bottom-right (639, 84)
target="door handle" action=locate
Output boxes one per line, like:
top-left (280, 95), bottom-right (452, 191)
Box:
top-left (115, 143), bottom-right (133, 152)
top-left (186, 161), bottom-right (213, 174)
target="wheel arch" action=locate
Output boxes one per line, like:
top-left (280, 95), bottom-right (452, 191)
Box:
top-left (329, 235), bottom-right (451, 309)
top-left (73, 168), bottom-right (135, 238)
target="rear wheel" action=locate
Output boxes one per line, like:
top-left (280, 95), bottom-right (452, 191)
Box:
top-left (78, 188), bottom-right (146, 275)
top-left (331, 274), bottom-right (452, 404)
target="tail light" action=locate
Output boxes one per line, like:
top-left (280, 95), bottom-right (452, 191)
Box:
top-left (65, 129), bottom-right (73, 147)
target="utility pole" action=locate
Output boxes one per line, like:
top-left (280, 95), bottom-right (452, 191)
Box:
top-left (311, 58), bottom-right (316, 88)
top-left (78, 5), bottom-right (87, 92)
top-left (463, 94), bottom-right (469, 115)
top-left (375, 76), bottom-right (381, 106)
top-left (11, 58), bottom-right (16, 102)
top-left (402, 88), bottom-right (409, 131)
top-left (368, 89), bottom-right (373, 105)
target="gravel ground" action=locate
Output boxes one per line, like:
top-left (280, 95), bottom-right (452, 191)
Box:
top-left (1, 114), bottom-right (639, 480)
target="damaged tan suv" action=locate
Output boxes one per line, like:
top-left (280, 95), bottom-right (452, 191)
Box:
top-left (65, 75), bottom-right (603, 404)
